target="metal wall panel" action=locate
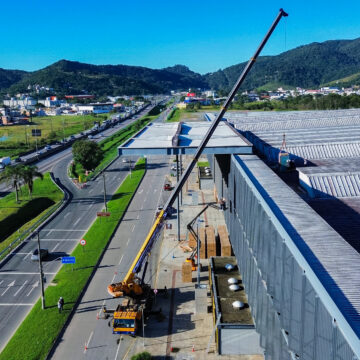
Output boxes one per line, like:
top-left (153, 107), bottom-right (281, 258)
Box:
top-left (209, 154), bottom-right (359, 360)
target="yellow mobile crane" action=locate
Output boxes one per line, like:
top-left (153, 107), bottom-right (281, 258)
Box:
top-left (105, 8), bottom-right (288, 336)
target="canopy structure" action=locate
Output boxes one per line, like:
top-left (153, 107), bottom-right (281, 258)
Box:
top-left (118, 121), bottom-right (253, 156)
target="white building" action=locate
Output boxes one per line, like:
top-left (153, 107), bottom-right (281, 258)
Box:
top-left (77, 103), bottom-right (113, 114)
top-left (3, 96), bottom-right (36, 108)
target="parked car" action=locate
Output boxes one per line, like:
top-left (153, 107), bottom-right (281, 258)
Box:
top-left (122, 158), bottom-right (128, 163)
top-left (88, 135), bottom-right (94, 139)
top-left (45, 145), bottom-right (52, 151)
top-left (14, 157), bottom-right (22, 163)
top-left (31, 248), bottom-right (49, 261)
top-left (164, 183), bottom-right (172, 191)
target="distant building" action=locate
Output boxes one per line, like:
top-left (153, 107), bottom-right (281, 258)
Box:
top-left (77, 103), bottom-right (113, 114)
top-left (65, 95), bottom-right (95, 100)
top-left (3, 96), bottom-right (36, 108)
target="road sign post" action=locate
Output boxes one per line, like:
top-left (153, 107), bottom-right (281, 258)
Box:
top-left (61, 256), bottom-right (76, 271)
top-left (80, 239), bottom-right (86, 252)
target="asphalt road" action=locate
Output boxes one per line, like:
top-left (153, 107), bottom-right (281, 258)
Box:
top-left (51, 155), bottom-right (171, 360)
top-left (0, 106), bottom-right (155, 351)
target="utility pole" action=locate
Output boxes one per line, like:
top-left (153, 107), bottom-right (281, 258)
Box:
top-left (176, 155), bottom-right (180, 241)
top-left (62, 119), bottom-right (65, 143)
top-left (35, 125), bottom-right (38, 153)
top-left (102, 171), bottom-right (107, 212)
top-left (36, 231), bottom-right (45, 309)
top-left (197, 219), bottom-right (200, 287)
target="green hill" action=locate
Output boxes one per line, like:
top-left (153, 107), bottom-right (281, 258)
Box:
top-left (4, 60), bottom-right (207, 96)
top-left (205, 38), bottom-right (360, 90)
top-left (2, 37), bottom-right (360, 95)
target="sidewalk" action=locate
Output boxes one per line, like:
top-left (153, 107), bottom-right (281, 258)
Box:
top-left (129, 156), bottom-right (263, 360)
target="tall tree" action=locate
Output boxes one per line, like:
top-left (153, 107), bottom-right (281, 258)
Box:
top-left (72, 140), bottom-right (104, 171)
top-left (0, 165), bottom-right (24, 203)
top-left (21, 165), bottom-right (43, 199)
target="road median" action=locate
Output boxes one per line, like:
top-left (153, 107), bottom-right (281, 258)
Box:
top-left (0, 158), bottom-right (146, 360)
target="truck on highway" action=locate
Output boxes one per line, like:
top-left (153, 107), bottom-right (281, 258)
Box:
top-left (0, 157), bottom-right (11, 169)
top-left (103, 8), bottom-right (288, 338)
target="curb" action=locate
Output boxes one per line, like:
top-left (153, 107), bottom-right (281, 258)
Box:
top-left (46, 160), bottom-right (147, 360)
top-left (0, 172), bottom-right (72, 268)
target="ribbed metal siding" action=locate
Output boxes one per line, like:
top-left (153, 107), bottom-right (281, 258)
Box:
top-left (211, 154), bottom-right (359, 360)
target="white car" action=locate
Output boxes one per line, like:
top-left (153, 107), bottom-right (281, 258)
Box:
top-left (122, 158), bottom-right (128, 163)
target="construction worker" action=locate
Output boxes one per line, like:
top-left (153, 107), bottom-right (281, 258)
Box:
top-left (58, 297), bottom-right (64, 313)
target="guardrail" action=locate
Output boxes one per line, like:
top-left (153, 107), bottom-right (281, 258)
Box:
top-left (0, 172), bottom-right (70, 263)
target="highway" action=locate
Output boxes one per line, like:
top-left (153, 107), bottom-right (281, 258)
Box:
top-left (50, 155), bottom-right (171, 360)
top-left (0, 105), bottom-right (155, 351)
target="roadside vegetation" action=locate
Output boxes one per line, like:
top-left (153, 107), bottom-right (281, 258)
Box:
top-left (71, 111), bottom-right (160, 182)
top-left (0, 113), bottom-right (109, 158)
top-left (0, 158), bottom-right (146, 360)
top-left (0, 172), bottom-right (63, 255)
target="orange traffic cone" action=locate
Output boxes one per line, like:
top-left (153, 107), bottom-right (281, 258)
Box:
top-left (84, 342), bottom-right (88, 351)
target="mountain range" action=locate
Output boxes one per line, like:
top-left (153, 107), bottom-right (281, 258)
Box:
top-left (2, 38), bottom-right (360, 96)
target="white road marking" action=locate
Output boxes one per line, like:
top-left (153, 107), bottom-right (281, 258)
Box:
top-left (111, 274), bottom-right (116, 283)
top-left (47, 230), bottom-right (53, 236)
top-left (0, 280), bottom-right (3, 286)
top-left (39, 229), bottom-right (87, 232)
top-left (114, 335), bottom-right (123, 360)
top-left (13, 280), bottom-right (28, 297)
top-left (0, 303), bottom-right (34, 306)
top-left (1, 281), bottom-right (15, 296)
top-left (131, 225), bottom-right (135, 232)
top-left (10, 252), bottom-right (29, 255)
top-left (64, 213), bottom-right (70, 218)
top-left (136, 213), bottom-right (139, 220)
top-left (31, 238), bottom-right (78, 242)
top-left (24, 252), bottom-right (32, 260)
top-left (89, 189), bottom-right (94, 194)
top-left (138, 189), bottom-right (143, 194)
top-left (84, 331), bottom-right (94, 353)
top-left (126, 238), bottom-right (130, 246)
top-left (26, 281), bottom-right (39, 297)
top-left (118, 255), bottom-right (124, 265)
top-left (0, 272), bottom-right (56, 275)
top-left (51, 243), bottom-right (60, 252)
top-left (74, 218), bottom-right (81, 226)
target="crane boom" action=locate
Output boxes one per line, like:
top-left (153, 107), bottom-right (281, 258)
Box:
top-left (108, 8), bottom-right (288, 298)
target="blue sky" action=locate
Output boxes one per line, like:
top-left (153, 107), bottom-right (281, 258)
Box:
top-left (2, 1), bottom-right (360, 74)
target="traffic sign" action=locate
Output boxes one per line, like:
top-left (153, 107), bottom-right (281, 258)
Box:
top-left (153, 289), bottom-right (158, 294)
top-left (97, 212), bottom-right (111, 217)
top-left (61, 256), bottom-right (76, 264)
top-left (32, 129), bottom-right (42, 137)
top-left (80, 239), bottom-right (86, 246)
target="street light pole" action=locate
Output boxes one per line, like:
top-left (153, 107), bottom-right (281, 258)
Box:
top-left (197, 219), bottom-right (200, 287)
top-left (36, 232), bottom-right (45, 309)
top-left (102, 171), bottom-right (107, 212)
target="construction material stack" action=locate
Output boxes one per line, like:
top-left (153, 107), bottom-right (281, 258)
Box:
top-left (218, 225), bottom-right (232, 256)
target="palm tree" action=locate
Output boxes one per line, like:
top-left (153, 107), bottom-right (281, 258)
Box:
top-left (21, 165), bottom-right (43, 199)
top-left (0, 165), bottom-right (24, 203)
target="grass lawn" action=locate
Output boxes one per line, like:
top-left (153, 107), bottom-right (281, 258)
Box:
top-left (197, 161), bottom-right (210, 167)
top-left (166, 108), bottom-right (182, 122)
top-left (74, 113), bottom-right (158, 181)
top-left (0, 114), bottom-right (110, 158)
top-left (0, 173), bottom-right (63, 255)
top-left (0, 158), bottom-right (146, 360)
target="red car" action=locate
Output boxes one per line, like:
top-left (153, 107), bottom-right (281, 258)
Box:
top-left (164, 183), bottom-right (172, 191)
